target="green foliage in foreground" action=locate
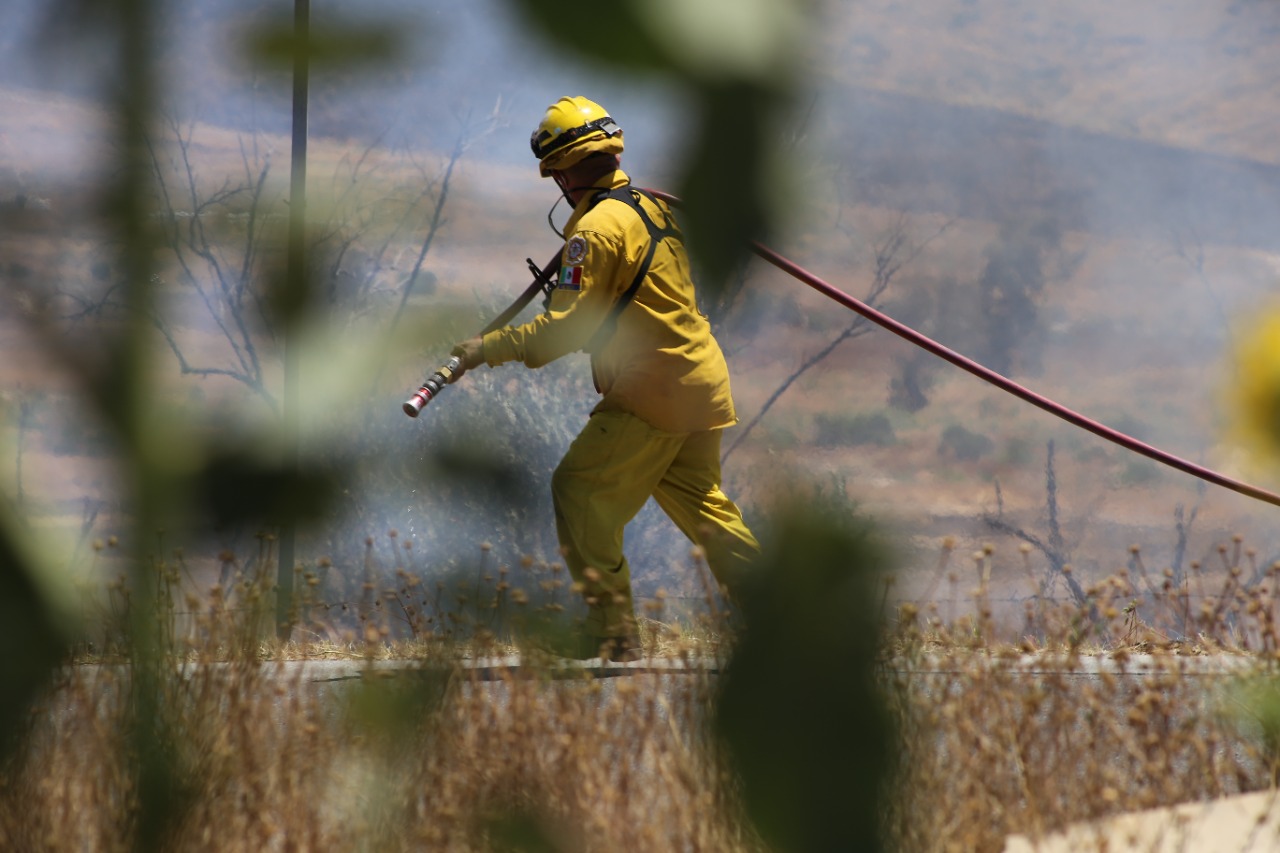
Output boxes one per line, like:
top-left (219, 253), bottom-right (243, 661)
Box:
top-left (718, 509), bottom-right (893, 853)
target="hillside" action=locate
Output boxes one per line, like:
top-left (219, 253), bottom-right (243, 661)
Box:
top-left (2, 0), bottom-right (1280, 618)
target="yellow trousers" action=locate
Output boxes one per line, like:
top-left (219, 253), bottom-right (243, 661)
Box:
top-left (551, 409), bottom-right (761, 638)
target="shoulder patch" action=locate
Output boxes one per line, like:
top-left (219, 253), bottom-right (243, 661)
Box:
top-left (565, 234), bottom-right (587, 265)
top-left (557, 265), bottom-right (582, 290)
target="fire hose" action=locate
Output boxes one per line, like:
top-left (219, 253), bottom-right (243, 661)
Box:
top-left (403, 189), bottom-right (1280, 510)
top-left (401, 251), bottom-right (561, 417)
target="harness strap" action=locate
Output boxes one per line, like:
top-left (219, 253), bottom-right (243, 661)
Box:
top-left (581, 185), bottom-right (682, 352)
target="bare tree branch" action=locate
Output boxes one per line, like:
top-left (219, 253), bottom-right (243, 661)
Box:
top-left (145, 117), bottom-right (276, 407)
top-left (1170, 224), bottom-right (1232, 344)
top-left (388, 131), bottom-right (465, 336)
top-left (722, 214), bottom-right (952, 463)
top-left (982, 440), bottom-right (1091, 609)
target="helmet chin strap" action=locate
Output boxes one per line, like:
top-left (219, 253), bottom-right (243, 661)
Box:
top-left (545, 193), bottom-right (568, 239)
top-left (553, 173), bottom-right (576, 204)
top-left (546, 171), bottom-right (608, 238)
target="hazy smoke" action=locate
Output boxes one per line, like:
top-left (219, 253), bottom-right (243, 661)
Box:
top-left (7, 0), bottom-right (1280, 617)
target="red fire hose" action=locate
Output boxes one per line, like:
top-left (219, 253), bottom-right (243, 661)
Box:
top-left (750, 237), bottom-right (1280, 508)
top-left (645, 189), bottom-right (1280, 510)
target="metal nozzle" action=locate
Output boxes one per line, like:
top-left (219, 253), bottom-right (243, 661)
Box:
top-left (403, 389), bottom-right (431, 417)
top-left (402, 356), bottom-right (464, 418)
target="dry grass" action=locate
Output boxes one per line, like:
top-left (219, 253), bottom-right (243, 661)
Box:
top-left (0, 547), bottom-right (755, 852)
top-left (884, 549), bottom-right (1280, 853)
top-left (4, 537), bottom-right (1280, 851)
top-left (0, 660), bottom-right (748, 852)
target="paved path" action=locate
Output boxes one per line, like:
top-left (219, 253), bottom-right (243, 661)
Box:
top-left (279, 655), bottom-right (719, 683)
top-left (285, 651), bottom-right (1258, 681)
top-left (1004, 789), bottom-right (1280, 853)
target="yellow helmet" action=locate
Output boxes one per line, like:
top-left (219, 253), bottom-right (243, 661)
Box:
top-left (530, 96), bottom-right (624, 178)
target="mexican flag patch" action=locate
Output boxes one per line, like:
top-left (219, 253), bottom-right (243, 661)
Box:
top-left (558, 265), bottom-right (583, 290)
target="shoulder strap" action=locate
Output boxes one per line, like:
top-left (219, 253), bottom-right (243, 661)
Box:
top-left (582, 186), bottom-right (682, 352)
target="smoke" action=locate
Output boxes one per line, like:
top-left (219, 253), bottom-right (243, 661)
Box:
top-left (6, 0), bottom-right (1280, 620)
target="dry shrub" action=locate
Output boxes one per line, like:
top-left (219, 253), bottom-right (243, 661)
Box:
top-left (406, 670), bottom-right (747, 851)
top-left (883, 553), bottom-right (1280, 853)
top-left (3, 539), bottom-right (1280, 852)
top-left (0, 551), bottom-right (756, 852)
top-left (0, 660), bottom-right (753, 852)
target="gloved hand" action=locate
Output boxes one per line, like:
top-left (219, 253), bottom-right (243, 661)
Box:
top-left (450, 336), bottom-right (485, 379)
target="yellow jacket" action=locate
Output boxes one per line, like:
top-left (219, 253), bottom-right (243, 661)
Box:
top-left (482, 170), bottom-right (737, 434)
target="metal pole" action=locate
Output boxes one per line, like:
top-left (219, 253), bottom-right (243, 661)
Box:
top-left (278, 0), bottom-right (309, 641)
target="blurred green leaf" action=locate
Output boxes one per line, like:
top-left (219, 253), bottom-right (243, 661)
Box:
top-left (716, 508), bottom-right (895, 853)
top-left (0, 510), bottom-right (68, 762)
top-left (261, 256), bottom-right (311, 333)
top-left (345, 666), bottom-right (453, 744)
top-left (244, 20), bottom-right (406, 71)
top-left (484, 810), bottom-right (564, 853)
top-left (507, 0), bottom-right (806, 81)
top-left (432, 439), bottom-right (528, 494)
top-left (680, 83), bottom-right (779, 291)
top-left (1225, 676), bottom-right (1280, 772)
top-left (501, 2), bottom-right (668, 73)
top-left (194, 447), bottom-right (338, 529)
top-left (635, 0), bottom-right (808, 81)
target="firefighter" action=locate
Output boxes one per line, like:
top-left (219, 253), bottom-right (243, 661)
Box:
top-left (453, 96), bottom-right (761, 661)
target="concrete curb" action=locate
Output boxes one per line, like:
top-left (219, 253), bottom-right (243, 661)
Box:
top-left (1004, 789), bottom-right (1280, 853)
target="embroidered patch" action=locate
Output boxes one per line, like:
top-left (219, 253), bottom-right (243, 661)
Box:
top-left (565, 234), bottom-right (588, 265)
top-left (558, 265), bottom-right (583, 290)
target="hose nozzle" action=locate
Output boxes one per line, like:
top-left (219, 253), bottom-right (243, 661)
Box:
top-left (403, 355), bottom-right (463, 417)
